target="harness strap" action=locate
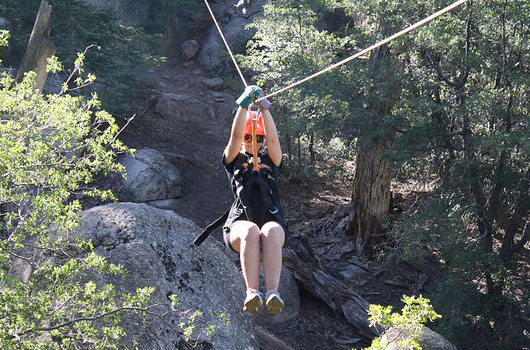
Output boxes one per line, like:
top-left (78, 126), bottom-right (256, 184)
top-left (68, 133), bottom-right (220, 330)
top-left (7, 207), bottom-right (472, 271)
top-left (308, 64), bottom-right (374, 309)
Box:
top-left (239, 172), bottom-right (285, 226)
top-left (194, 154), bottom-right (285, 247)
top-left (193, 208), bottom-right (230, 246)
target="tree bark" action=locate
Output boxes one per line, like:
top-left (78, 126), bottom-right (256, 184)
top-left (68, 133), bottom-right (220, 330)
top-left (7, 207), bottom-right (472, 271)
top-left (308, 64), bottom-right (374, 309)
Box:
top-left (16, 0), bottom-right (55, 93)
top-left (499, 168), bottom-right (530, 262)
top-left (297, 135), bottom-right (301, 165)
top-left (309, 132), bottom-right (315, 165)
top-left (347, 143), bottom-right (392, 255)
top-left (345, 44), bottom-right (400, 255)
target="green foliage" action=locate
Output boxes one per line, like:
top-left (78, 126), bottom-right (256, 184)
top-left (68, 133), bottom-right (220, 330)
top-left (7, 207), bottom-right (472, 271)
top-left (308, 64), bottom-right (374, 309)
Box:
top-left (143, 0), bottom-right (201, 47)
top-left (0, 30), bottom-right (8, 51)
top-left (0, 38), bottom-right (152, 347)
top-left (239, 1), bottom-right (362, 172)
top-left (389, 196), bottom-right (529, 349)
top-left (170, 294), bottom-right (231, 343)
top-left (0, 40), bottom-right (231, 348)
top-left (364, 295), bottom-right (441, 350)
top-left (380, 2), bottom-right (530, 348)
top-left (0, 0), bottom-right (165, 113)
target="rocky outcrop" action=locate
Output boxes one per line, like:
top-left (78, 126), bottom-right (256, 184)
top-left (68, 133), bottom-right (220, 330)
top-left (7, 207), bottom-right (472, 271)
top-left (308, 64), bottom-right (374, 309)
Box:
top-left (81, 0), bottom-right (149, 27)
top-left (154, 93), bottom-right (215, 122)
top-left (236, 0), bottom-right (268, 18)
top-left (380, 326), bottom-right (457, 350)
top-left (199, 16), bottom-right (253, 70)
top-left (119, 148), bottom-right (182, 203)
top-left (198, 0), bottom-right (268, 70)
top-left (77, 203), bottom-right (260, 349)
top-left (0, 16), bottom-right (13, 32)
top-left (182, 39), bottom-right (200, 60)
top-left (202, 77), bottom-right (225, 90)
top-left (42, 73), bottom-right (65, 95)
top-left (255, 266), bottom-right (300, 324)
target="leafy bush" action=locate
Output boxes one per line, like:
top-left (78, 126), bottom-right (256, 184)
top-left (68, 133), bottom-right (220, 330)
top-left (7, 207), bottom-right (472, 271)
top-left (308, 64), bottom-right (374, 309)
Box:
top-left (0, 37), bottom-right (230, 347)
top-left (0, 32), bottom-right (153, 348)
top-left (364, 295), bottom-right (441, 350)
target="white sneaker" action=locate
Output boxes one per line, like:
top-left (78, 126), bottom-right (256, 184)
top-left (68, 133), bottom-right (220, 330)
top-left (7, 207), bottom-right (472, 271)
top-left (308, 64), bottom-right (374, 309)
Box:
top-left (243, 289), bottom-right (263, 313)
top-left (265, 289), bottom-right (284, 314)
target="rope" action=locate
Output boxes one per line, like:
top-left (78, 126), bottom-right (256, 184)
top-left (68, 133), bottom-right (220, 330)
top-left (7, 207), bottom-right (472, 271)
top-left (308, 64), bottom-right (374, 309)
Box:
top-left (202, 0), bottom-right (248, 87)
top-left (256, 0), bottom-right (469, 103)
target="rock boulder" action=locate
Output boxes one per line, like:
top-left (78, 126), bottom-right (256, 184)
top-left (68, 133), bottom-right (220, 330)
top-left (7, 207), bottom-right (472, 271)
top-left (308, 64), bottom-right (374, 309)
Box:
top-left (0, 17), bottom-right (13, 32)
top-left (119, 148), bottom-right (182, 203)
top-left (199, 0), bottom-right (270, 70)
top-left (78, 203), bottom-right (260, 349)
top-left (380, 326), bottom-right (457, 350)
top-left (255, 266), bottom-right (300, 324)
top-left (182, 39), bottom-right (200, 60)
top-left (154, 93), bottom-right (215, 122)
top-left (202, 77), bottom-right (225, 90)
top-left (236, 0), bottom-right (268, 18)
top-left (199, 16), bottom-right (253, 70)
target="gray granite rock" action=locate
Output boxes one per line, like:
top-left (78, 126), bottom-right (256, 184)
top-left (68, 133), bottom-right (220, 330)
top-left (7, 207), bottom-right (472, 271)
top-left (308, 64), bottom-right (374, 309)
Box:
top-left (154, 93), bottom-right (215, 121)
top-left (119, 148), bottom-right (182, 202)
top-left (182, 39), bottom-right (200, 60)
top-left (77, 203), bottom-right (260, 349)
top-left (380, 326), bottom-right (457, 350)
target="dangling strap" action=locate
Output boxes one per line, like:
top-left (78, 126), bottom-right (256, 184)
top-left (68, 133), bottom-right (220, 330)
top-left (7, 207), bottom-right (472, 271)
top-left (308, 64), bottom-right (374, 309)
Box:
top-left (193, 209), bottom-right (230, 246)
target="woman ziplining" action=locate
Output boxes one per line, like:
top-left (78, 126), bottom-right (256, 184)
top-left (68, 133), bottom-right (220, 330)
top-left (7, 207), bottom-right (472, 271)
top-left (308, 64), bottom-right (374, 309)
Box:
top-left (222, 87), bottom-right (288, 313)
top-left (194, 0), bottom-right (470, 314)
top-left (194, 86), bottom-right (288, 314)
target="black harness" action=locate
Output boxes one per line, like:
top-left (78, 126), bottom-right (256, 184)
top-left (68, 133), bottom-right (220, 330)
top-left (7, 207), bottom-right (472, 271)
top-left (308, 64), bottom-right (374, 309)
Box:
top-left (193, 153), bottom-right (286, 246)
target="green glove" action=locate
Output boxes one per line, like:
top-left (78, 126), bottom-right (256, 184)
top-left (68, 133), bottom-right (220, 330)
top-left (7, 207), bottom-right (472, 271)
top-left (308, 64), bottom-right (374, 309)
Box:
top-left (236, 85), bottom-right (263, 109)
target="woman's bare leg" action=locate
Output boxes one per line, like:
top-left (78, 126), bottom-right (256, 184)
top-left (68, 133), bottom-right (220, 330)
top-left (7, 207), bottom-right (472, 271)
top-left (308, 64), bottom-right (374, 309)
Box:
top-left (260, 222), bottom-right (285, 291)
top-left (229, 220), bottom-right (261, 290)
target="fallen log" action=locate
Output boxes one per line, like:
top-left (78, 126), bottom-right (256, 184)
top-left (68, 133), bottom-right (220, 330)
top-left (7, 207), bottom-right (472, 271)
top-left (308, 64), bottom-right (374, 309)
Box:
top-left (283, 233), bottom-right (380, 340)
top-left (255, 327), bottom-right (297, 350)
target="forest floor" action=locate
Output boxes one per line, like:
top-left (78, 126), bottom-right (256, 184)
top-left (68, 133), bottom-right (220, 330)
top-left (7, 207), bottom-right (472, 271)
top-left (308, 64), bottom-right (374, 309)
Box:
top-left (111, 52), bottom-right (449, 350)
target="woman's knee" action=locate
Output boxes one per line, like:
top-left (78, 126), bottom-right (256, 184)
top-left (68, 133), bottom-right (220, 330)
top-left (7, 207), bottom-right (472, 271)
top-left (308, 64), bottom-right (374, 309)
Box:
top-left (233, 221), bottom-right (261, 243)
top-left (260, 222), bottom-right (285, 247)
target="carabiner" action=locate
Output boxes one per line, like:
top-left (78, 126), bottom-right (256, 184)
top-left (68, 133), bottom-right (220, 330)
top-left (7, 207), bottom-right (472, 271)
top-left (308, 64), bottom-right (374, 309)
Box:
top-left (248, 103), bottom-right (260, 120)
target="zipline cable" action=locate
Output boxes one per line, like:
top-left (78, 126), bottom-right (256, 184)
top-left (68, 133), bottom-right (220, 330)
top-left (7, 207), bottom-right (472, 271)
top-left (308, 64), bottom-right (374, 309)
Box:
top-left (256, 0), bottom-right (470, 103)
top-left (202, 0), bottom-right (248, 87)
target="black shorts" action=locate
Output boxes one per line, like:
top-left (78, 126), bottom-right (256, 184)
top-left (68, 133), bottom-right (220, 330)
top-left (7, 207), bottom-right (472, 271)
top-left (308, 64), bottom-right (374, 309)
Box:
top-left (223, 211), bottom-right (288, 253)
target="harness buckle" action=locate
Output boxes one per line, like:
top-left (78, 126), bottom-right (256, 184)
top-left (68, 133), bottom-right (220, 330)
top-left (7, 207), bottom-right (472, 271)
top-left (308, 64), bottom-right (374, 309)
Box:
top-left (249, 103), bottom-right (260, 120)
top-left (269, 207), bottom-right (279, 215)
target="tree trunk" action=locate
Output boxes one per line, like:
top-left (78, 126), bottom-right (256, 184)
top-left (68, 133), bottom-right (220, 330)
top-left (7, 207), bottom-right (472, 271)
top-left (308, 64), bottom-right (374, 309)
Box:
top-left (297, 135), bottom-right (301, 165)
top-left (346, 143), bottom-right (392, 255)
top-left (309, 132), bottom-right (315, 165)
top-left (16, 0), bottom-right (54, 93)
top-left (285, 133), bottom-right (292, 161)
top-left (345, 44), bottom-right (400, 255)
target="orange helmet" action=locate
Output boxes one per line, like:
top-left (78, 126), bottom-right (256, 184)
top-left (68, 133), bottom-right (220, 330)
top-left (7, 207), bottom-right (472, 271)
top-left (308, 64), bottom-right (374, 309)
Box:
top-left (245, 111), bottom-right (265, 136)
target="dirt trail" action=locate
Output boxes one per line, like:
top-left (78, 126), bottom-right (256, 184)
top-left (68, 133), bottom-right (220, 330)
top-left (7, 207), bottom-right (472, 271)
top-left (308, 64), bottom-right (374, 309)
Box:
top-left (120, 60), bottom-right (238, 227)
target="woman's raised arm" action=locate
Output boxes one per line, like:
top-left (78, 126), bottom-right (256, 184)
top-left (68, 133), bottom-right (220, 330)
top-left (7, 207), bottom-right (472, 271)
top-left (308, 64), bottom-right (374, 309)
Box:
top-left (260, 107), bottom-right (282, 167)
top-left (223, 107), bottom-right (247, 164)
